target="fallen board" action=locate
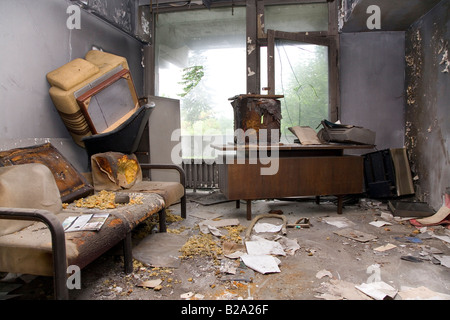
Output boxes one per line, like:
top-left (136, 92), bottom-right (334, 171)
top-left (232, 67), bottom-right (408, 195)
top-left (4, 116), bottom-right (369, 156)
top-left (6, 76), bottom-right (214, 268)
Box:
top-left (388, 200), bottom-right (435, 218)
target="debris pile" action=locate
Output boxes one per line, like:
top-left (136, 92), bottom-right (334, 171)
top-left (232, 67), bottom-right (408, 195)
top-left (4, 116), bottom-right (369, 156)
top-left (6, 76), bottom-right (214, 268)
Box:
top-left (72, 193), bottom-right (449, 300)
top-left (314, 197), bottom-right (450, 300)
top-left (180, 233), bottom-right (223, 261)
top-left (70, 190), bottom-right (143, 209)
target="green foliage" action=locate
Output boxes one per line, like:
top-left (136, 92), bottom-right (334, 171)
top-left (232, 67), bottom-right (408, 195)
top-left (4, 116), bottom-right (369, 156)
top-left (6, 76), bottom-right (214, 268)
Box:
top-left (177, 44), bottom-right (329, 139)
top-left (277, 43), bottom-right (329, 138)
top-left (178, 66), bottom-right (205, 98)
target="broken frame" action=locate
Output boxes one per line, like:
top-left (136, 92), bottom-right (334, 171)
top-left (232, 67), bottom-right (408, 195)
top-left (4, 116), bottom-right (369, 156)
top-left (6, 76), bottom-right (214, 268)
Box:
top-left (75, 67), bottom-right (140, 135)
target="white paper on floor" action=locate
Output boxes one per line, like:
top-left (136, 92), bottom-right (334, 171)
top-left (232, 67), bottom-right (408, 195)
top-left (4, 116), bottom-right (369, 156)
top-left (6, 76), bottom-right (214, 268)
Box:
top-left (433, 255), bottom-right (450, 268)
top-left (355, 281), bottom-right (398, 300)
top-left (369, 220), bottom-right (392, 228)
top-left (322, 217), bottom-right (355, 228)
top-left (240, 254), bottom-right (281, 274)
top-left (253, 222), bottom-right (283, 233)
top-left (245, 239), bottom-right (286, 256)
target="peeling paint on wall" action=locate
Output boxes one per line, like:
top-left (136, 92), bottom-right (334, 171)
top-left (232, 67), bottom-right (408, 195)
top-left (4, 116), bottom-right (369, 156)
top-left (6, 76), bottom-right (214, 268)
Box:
top-left (247, 44), bottom-right (255, 55)
top-left (439, 47), bottom-right (449, 73)
top-left (405, 30), bottom-right (422, 107)
top-left (404, 0), bottom-right (450, 210)
top-left (338, 0), bottom-right (362, 31)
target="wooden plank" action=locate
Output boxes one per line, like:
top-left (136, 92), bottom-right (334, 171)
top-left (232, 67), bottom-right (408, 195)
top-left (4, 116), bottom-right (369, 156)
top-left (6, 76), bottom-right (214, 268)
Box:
top-left (390, 148), bottom-right (414, 196)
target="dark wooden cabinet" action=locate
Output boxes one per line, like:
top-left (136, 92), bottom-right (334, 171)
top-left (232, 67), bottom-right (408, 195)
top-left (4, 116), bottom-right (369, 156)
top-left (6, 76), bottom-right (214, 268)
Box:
top-left (213, 143), bottom-right (373, 219)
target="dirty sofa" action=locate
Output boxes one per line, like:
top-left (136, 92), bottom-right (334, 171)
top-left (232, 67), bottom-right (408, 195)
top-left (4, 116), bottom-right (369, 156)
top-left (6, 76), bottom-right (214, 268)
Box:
top-left (0, 145), bottom-right (186, 300)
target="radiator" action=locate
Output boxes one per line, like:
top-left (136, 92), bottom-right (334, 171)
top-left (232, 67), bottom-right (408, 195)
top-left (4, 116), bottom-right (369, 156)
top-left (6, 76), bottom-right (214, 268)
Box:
top-left (182, 159), bottom-right (219, 190)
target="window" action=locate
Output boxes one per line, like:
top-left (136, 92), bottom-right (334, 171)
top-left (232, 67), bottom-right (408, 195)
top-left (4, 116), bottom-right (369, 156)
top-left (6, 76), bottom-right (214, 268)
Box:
top-left (262, 3), bottom-right (337, 142)
top-left (154, 1), bottom-right (337, 154)
top-left (273, 40), bottom-right (329, 142)
top-left (264, 3), bottom-right (328, 33)
top-left (155, 7), bottom-right (246, 138)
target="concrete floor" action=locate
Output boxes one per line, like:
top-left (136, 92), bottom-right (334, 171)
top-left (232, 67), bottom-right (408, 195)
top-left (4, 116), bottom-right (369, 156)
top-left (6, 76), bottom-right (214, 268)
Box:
top-left (3, 191), bottom-right (450, 301)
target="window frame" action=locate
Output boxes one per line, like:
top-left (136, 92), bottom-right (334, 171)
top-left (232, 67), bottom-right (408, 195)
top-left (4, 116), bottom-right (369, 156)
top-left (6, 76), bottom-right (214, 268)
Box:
top-left (253, 0), bottom-right (339, 122)
top-left (145, 0), bottom-right (339, 121)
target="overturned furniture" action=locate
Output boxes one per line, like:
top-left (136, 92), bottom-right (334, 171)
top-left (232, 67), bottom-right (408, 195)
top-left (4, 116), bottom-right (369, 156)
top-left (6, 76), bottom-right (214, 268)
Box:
top-left (46, 50), bottom-right (142, 149)
top-left (0, 144), bottom-right (186, 300)
top-left (46, 51), bottom-right (186, 217)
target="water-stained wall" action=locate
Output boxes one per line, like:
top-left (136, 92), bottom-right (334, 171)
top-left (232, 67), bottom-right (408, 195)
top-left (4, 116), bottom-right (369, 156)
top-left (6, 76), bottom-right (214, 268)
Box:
top-left (404, 0), bottom-right (449, 210)
top-left (0, 0), bottom-right (143, 172)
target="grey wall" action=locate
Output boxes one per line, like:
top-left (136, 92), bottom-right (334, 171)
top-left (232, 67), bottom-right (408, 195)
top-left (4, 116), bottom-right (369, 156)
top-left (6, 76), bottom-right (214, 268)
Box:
top-left (340, 31), bottom-right (406, 152)
top-left (0, 0), bottom-right (143, 172)
top-left (404, 0), bottom-right (449, 210)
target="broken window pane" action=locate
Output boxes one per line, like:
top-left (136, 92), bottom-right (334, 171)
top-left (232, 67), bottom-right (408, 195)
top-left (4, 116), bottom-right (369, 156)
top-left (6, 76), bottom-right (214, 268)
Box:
top-left (264, 3), bottom-right (328, 33)
top-left (273, 40), bottom-right (329, 142)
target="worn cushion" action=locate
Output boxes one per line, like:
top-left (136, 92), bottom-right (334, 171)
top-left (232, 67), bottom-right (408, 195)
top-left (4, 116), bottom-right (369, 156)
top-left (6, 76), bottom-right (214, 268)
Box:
top-left (0, 164), bottom-right (62, 237)
top-left (129, 180), bottom-right (184, 207)
top-left (91, 152), bottom-right (142, 191)
top-left (0, 192), bottom-right (164, 276)
top-left (46, 58), bottom-right (99, 91)
top-left (0, 212), bottom-right (79, 276)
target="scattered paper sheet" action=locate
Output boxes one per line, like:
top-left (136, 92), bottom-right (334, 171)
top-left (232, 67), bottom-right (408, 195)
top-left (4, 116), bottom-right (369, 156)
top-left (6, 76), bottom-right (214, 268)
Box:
top-left (433, 255), bottom-right (450, 268)
top-left (355, 281), bottom-right (398, 300)
top-left (315, 279), bottom-right (372, 300)
top-left (240, 254), bottom-right (281, 274)
top-left (431, 234), bottom-right (450, 244)
top-left (288, 126), bottom-right (322, 145)
top-left (369, 220), bottom-right (392, 228)
top-left (63, 213), bottom-right (109, 232)
top-left (245, 239), bottom-right (286, 256)
top-left (253, 222), bottom-right (283, 233)
top-left (138, 279), bottom-right (162, 288)
top-left (323, 217), bottom-right (355, 228)
top-left (206, 225), bottom-right (223, 237)
top-left (223, 241), bottom-right (246, 259)
top-left (278, 237), bottom-right (300, 255)
top-left (416, 205), bottom-right (450, 225)
top-left (180, 292), bottom-right (194, 299)
top-left (374, 243), bottom-right (397, 252)
top-left (220, 260), bottom-right (237, 274)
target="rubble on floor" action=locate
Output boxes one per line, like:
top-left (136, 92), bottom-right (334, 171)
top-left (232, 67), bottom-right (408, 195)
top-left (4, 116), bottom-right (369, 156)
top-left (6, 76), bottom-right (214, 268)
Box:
top-left (2, 193), bottom-right (450, 300)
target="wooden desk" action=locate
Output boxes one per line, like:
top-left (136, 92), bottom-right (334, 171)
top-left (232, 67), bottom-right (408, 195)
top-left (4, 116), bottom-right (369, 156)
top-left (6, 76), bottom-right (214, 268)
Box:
top-left (212, 143), bottom-right (374, 220)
